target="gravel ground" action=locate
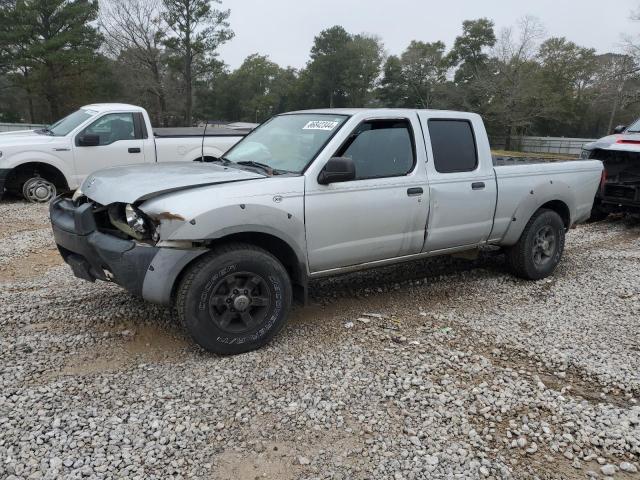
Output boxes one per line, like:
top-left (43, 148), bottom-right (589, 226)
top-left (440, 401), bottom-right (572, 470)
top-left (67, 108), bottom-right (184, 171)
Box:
top-left (0, 199), bottom-right (639, 480)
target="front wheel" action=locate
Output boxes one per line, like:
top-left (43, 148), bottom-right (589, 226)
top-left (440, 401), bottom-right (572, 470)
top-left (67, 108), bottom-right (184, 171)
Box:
top-left (22, 176), bottom-right (57, 203)
top-left (506, 209), bottom-right (565, 280)
top-left (176, 243), bottom-right (292, 355)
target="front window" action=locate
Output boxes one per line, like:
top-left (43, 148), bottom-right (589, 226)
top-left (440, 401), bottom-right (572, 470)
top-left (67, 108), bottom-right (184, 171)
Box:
top-left (224, 114), bottom-right (348, 173)
top-left (627, 118), bottom-right (640, 133)
top-left (48, 109), bottom-right (97, 136)
top-left (335, 119), bottom-right (415, 179)
top-left (80, 113), bottom-right (136, 145)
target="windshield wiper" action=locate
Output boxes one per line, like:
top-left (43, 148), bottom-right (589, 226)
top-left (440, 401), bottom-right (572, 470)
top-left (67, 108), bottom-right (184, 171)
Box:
top-left (235, 160), bottom-right (290, 175)
top-left (37, 127), bottom-right (54, 136)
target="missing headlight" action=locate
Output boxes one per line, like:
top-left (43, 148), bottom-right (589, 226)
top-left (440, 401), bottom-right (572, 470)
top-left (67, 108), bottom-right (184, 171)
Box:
top-left (125, 204), bottom-right (147, 235)
top-left (108, 203), bottom-right (154, 241)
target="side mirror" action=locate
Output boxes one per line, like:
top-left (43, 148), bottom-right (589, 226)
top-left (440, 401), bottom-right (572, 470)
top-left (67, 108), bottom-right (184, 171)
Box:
top-left (318, 157), bottom-right (356, 185)
top-left (612, 125), bottom-right (626, 134)
top-left (77, 134), bottom-right (100, 147)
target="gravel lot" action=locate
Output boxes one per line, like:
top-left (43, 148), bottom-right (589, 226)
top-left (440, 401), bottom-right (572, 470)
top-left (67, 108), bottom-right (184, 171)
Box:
top-left (0, 200), bottom-right (639, 480)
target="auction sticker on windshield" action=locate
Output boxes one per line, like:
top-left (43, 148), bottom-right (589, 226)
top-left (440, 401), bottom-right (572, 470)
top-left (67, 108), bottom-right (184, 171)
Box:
top-left (303, 120), bottom-right (339, 131)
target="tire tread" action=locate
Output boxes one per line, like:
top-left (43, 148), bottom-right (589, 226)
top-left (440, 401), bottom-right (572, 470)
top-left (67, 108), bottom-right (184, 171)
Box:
top-left (507, 208), bottom-right (565, 280)
top-left (175, 242), bottom-right (291, 354)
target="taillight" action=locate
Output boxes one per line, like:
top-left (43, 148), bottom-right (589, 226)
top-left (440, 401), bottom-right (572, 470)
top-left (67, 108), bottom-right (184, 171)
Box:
top-left (616, 139), bottom-right (640, 145)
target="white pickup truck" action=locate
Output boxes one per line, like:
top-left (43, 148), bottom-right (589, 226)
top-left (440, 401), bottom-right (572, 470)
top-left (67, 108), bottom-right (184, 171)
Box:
top-left (51, 108), bottom-right (603, 354)
top-left (0, 103), bottom-right (253, 202)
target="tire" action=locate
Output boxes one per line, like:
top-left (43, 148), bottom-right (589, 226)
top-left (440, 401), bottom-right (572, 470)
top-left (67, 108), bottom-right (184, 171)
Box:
top-left (506, 209), bottom-right (565, 280)
top-left (176, 243), bottom-right (292, 355)
top-left (22, 176), bottom-right (57, 203)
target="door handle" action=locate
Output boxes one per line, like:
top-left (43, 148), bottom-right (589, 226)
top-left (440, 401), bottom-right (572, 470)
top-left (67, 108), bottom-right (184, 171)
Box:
top-left (471, 182), bottom-right (485, 190)
top-left (128, 147), bottom-right (141, 153)
top-left (407, 187), bottom-right (423, 196)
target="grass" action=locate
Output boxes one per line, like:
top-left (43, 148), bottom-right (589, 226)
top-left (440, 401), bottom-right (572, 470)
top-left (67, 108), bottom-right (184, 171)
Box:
top-left (491, 149), bottom-right (577, 160)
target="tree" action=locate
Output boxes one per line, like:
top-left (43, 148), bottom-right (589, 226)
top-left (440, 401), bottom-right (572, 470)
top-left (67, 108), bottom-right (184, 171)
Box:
top-left (536, 36), bottom-right (597, 135)
top-left (377, 41), bottom-right (449, 109)
top-left (306, 26), bottom-right (384, 108)
top-left (622, 5), bottom-right (640, 66)
top-left (162, 0), bottom-right (233, 125)
top-left (399, 40), bottom-right (448, 108)
top-left (586, 53), bottom-right (639, 136)
top-left (343, 34), bottom-right (384, 106)
top-left (449, 18), bottom-right (497, 84)
top-left (0, 1), bottom-right (15, 73)
top-left (485, 16), bottom-right (548, 147)
top-left (0, 0), bottom-right (103, 120)
top-left (204, 54), bottom-right (297, 122)
top-left (447, 18), bottom-right (498, 120)
top-left (378, 55), bottom-right (408, 106)
top-left (99, 0), bottom-right (170, 125)
top-left (307, 25), bottom-right (352, 107)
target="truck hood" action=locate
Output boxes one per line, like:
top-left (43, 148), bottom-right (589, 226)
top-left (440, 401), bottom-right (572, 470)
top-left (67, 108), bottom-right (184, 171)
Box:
top-left (82, 162), bottom-right (266, 205)
top-left (0, 130), bottom-right (63, 148)
top-left (583, 132), bottom-right (640, 153)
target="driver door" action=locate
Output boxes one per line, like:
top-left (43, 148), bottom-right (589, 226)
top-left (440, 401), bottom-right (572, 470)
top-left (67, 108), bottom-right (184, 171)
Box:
top-left (72, 112), bottom-right (150, 182)
top-left (304, 116), bottom-right (429, 272)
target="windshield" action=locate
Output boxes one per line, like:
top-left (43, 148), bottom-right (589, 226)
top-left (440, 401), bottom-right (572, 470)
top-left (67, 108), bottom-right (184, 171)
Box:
top-left (224, 114), bottom-right (348, 173)
top-left (627, 118), bottom-right (640, 133)
top-left (48, 109), bottom-right (97, 136)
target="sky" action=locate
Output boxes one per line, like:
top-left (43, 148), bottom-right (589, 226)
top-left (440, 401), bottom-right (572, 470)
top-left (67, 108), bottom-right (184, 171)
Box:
top-left (217, 0), bottom-right (638, 69)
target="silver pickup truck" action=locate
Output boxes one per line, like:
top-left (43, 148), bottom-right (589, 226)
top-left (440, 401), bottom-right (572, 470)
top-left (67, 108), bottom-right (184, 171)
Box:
top-left (50, 109), bottom-right (603, 354)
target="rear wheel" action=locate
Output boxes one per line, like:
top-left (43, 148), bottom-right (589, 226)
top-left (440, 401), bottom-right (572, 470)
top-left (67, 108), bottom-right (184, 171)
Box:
top-left (22, 176), bottom-right (57, 203)
top-left (176, 243), bottom-right (292, 355)
top-left (507, 209), bottom-right (565, 280)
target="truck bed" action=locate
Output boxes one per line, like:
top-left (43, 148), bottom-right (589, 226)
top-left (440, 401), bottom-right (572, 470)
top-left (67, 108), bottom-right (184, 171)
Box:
top-left (492, 155), bottom-right (575, 166)
top-left (154, 127), bottom-right (252, 138)
top-left (489, 159), bottom-right (603, 243)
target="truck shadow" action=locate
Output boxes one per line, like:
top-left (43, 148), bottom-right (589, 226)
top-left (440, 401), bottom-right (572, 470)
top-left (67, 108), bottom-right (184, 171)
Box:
top-left (308, 251), bottom-right (506, 302)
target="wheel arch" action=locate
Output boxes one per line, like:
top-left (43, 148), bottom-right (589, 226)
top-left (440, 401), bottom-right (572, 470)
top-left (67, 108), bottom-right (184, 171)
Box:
top-left (207, 231), bottom-right (307, 288)
top-left (500, 195), bottom-right (573, 247)
top-left (5, 161), bottom-right (70, 192)
top-left (152, 230), bottom-right (308, 307)
top-left (538, 199), bottom-right (570, 229)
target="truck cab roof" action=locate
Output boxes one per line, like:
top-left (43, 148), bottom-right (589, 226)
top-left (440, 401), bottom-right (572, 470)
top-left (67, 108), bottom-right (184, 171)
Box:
top-left (283, 108), bottom-right (481, 119)
top-left (81, 103), bottom-right (146, 113)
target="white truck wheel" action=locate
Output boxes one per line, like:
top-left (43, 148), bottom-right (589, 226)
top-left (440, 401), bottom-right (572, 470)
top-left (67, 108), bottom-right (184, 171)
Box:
top-left (22, 177), bottom-right (57, 203)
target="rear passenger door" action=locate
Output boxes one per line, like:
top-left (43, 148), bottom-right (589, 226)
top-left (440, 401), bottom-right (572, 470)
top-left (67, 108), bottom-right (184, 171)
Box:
top-left (305, 116), bottom-right (429, 272)
top-left (419, 115), bottom-right (496, 252)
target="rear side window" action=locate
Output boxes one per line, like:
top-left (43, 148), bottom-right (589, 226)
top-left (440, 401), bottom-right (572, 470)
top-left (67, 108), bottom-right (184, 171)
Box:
top-left (336, 119), bottom-right (415, 180)
top-left (428, 119), bottom-right (478, 173)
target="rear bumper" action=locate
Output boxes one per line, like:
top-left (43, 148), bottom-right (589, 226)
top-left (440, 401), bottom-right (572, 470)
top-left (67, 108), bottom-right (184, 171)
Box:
top-left (50, 195), bottom-right (159, 296)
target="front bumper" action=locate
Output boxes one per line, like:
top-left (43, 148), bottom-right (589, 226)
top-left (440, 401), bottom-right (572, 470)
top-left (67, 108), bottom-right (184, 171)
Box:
top-left (598, 185), bottom-right (640, 212)
top-left (0, 168), bottom-right (11, 197)
top-left (50, 195), bottom-right (159, 296)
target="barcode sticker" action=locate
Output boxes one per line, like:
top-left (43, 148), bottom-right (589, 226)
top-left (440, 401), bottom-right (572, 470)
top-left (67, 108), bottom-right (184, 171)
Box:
top-left (303, 120), bottom-right (339, 131)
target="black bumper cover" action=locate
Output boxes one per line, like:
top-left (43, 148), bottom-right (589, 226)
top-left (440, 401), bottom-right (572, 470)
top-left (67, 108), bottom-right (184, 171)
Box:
top-left (50, 195), bottom-right (159, 296)
top-left (0, 168), bottom-right (11, 197)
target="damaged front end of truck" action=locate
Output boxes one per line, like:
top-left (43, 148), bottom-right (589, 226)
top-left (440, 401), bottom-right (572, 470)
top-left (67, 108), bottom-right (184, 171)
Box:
top-left (49, 162), bottom-right (268, 303)
top-left (582, 133), bottom-right (640, 218)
